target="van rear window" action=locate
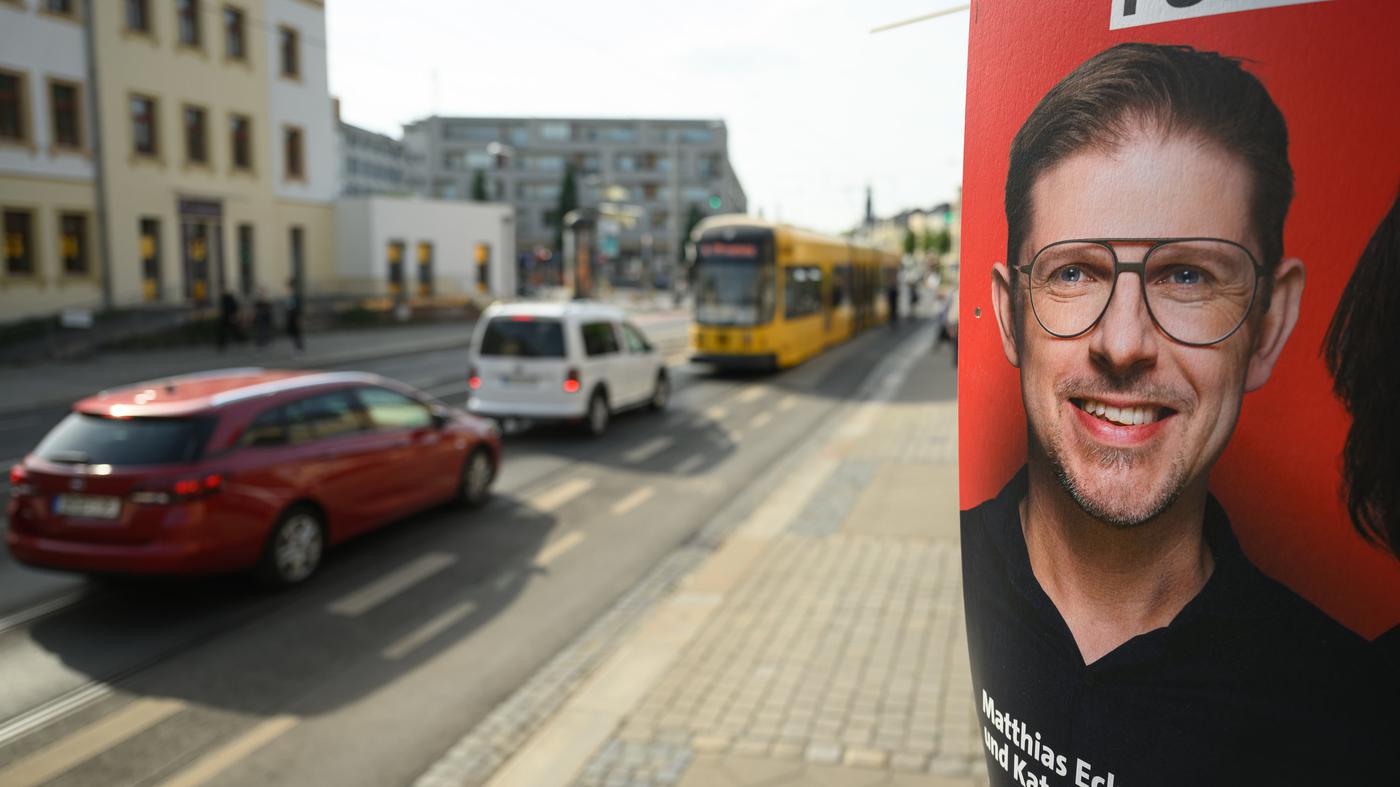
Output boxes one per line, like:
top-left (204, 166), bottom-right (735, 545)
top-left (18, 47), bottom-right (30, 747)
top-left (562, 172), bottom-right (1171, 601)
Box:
top-left (36, 413), bottom-right (215, 466)
top-left (480, 318), bottom-right (566, 358)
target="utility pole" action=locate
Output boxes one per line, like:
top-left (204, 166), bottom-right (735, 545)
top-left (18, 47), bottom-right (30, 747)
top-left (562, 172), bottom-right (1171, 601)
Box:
top-left (83, 0), bottom-right (112, 311)
top-left (668, 130), bottom-right (680, 291)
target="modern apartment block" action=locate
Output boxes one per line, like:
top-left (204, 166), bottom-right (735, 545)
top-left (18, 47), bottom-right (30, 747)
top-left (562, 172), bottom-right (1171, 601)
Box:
top-left (337, 115), bottom-right (406, 197)
top-left (0, 0), bottom-right (337, 323)
top-left (401, 116), bottom-right (747, 271)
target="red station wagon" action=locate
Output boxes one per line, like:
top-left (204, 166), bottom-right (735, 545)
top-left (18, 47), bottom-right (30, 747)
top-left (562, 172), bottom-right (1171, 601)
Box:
top-left (5, 369), bottom-right (501, 586)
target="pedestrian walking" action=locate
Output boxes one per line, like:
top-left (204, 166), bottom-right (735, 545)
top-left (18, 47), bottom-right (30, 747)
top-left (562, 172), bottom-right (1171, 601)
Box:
top-left (886, 283), bottom-right (899, 330)
top-left (285, 279), bottom-right (305, 353)
top-left (251, 287), bottom-right (274, 348)
top-left (216, 291), bottom-right (246, 351)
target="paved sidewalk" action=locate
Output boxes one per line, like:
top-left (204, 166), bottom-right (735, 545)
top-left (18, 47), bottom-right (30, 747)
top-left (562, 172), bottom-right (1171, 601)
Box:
top-left (423, 318), bottom-right (984, 787)
top-left (0, 322), bottom-right (473, 416)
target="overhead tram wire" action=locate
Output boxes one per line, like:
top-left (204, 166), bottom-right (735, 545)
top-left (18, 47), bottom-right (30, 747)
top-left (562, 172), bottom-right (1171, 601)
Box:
top-left (869, 3), bottom-right (971, 34)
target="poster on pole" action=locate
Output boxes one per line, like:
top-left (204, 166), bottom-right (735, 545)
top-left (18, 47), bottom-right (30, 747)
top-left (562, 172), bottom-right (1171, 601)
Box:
top-left (957, 1), bottom-right (1399, 783)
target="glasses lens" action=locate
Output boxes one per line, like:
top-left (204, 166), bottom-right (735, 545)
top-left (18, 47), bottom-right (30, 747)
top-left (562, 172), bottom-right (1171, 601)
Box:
top-left (1028, 243), bottom-right (1115, 337)
top-left (1144, 240), bottom-right (1256, 344)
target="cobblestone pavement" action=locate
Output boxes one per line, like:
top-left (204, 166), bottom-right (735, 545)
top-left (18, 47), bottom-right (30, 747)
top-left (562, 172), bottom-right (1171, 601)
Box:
top-left (568, 326), bottom-right (986, 787)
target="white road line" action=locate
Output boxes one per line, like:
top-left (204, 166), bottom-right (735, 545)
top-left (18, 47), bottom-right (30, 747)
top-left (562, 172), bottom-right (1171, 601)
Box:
top-left (327, 552), bottom-right (458, 617)
top-left (702, 406), bottom-right (728, 421)
top-left (777, 395), bottom-right (798, 412)
top-left (529, 478), bottom-right (595, 513)
top-left (152, 715), bottom-right (298, 787)
top-left (610, 486), bottom-right (655, 516)
top-left (382, 601), bottom-right (478, 660)
top-left (0, 589), bottom-right (86, 635)
top-left (623, 437), bottom-right (673, 464)
top-left (0, 698), bottom-right (185, 787)
top-left (674, 455), bottom-right (704, 475)
top-left (735, 387), bottom-right (766, 404)
top-left (534, 531), bottom-right (586, 567)
top-left (748, 411), bottom-right (773, 429)
top-left (491, 569), bottom-right (519, 592)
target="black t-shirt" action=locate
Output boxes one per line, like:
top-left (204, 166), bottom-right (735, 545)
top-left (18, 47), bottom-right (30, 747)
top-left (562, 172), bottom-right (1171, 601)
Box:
top-left (961, 468), bottom-right (1386, 786)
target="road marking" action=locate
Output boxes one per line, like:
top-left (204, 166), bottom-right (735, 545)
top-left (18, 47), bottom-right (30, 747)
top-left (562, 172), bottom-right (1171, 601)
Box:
top-left (0, 682), bottom-right (112, 748)
top-left (382, 601), bottom-right (478, 660)
top-left (735, 387), bottom-right (766, 404)
top-left (491, 569), bottom-right (519, 592)
top-left (152, 715), bottom-right (298, 787)
top-left (702, 406), bottom-right (728, 421)
top-left (0, 589), bottom-right (86, 635)
top-left (0, 698), bottom-right (185, 787)
top-left (623, 437), bottom-right (672, 464)
top-left (748, 411), bottom-right (773, 429)
top-left (777, 395), bottom-right (798, 412)
top-left (534, 531), bottom-right (585, 567)
top-left (610, 486), bottom-right (655, 516)
top-left (674, 455), bottom-right (704, 475)
top-left (327, 552), bottom-right (458, 617)
top-left (529, 478), bottom-right (595, 513)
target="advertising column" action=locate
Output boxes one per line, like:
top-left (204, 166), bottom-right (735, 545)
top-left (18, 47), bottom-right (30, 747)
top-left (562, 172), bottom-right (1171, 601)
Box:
top-left (957, 2), bottom-right (1400, 784)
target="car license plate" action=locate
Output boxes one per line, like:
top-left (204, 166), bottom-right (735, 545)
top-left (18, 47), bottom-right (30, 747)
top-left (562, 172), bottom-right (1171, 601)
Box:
top-left (53, 494), bottom-right (122, 520)
top-left (502, 375), bottom-right (539, 385)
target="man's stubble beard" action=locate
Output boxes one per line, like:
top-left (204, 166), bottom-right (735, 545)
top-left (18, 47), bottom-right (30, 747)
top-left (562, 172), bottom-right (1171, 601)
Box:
top-left (1034, 421), bottom-right (1190, 529)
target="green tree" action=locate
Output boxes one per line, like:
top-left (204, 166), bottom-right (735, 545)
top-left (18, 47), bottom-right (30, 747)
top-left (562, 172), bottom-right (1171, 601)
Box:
top-left (924, 228), bottom-right (952, 256)
top-left (903, 229), bottom-right (917, 256)
top-left (552, 163), bottom-right (579, 255)
top-left (470, 170), bottom-right (489, 202)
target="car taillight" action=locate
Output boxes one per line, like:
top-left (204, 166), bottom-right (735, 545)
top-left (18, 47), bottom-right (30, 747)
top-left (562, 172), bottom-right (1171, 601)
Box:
top-left (131, 473), bottom-right (223, 506)
top-left (9, 464), bottom-right (32, 496)
top-left (468, 366), bottom-right (481, 391)
top-left (563, 368), bottom-right (581, 394)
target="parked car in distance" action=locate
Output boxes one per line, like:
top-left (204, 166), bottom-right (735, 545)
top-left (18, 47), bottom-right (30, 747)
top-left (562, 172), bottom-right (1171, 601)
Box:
top-left (5, 368), bottom-right (501, 586)
top-left (466, 301), bottom-right (669, 436)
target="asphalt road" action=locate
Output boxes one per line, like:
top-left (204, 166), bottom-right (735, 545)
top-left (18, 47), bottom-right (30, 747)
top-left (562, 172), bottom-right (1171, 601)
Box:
top-left (0, 316), bottom-right (926, 787)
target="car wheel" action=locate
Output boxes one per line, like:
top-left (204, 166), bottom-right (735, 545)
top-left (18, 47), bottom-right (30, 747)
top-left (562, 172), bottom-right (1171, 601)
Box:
top-left (649, 371), bottom-right (670, 412)
top-left (457, 447), bottom-right (495, 508)
top-left (255, 505), bottom-right (326, 587)
top-left (584, 389), bottom-right (610, 437)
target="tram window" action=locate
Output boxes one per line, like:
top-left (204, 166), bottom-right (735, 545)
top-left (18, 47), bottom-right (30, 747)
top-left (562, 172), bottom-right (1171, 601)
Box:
top-left (582, 321), bottom-right (620, 356)
top-left (784, 266), bottom-right (822, 319)
top-left (833, 264), bottom-right (851, 307)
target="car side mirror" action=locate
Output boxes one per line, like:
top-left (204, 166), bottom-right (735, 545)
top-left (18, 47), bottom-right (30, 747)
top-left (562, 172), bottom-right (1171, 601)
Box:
top-left (431, 410), bottom-right (450, 430)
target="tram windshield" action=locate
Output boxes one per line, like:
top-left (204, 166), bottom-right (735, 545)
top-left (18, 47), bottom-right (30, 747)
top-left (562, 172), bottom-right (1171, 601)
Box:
top-left (693, 242), bottom-right (775, 326)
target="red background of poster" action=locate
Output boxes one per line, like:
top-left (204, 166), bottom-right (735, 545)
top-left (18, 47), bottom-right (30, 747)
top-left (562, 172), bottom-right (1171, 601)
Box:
top-left (958, 0), bottom-right (1400, 638)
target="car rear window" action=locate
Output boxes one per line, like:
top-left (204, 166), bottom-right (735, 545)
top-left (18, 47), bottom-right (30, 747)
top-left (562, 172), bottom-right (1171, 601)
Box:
top-left (479, 317), bottom-right (566, 358)
top-left (35, 413), bottom-right (215, 466)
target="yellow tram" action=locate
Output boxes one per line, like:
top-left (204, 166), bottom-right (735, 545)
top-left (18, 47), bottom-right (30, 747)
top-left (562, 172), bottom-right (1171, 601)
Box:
top-left (688, 216), bottom-right (900, 369)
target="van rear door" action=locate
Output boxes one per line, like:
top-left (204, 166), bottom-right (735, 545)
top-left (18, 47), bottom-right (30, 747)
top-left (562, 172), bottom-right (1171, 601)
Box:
top-left (474, 316), bottom-right (570, 406)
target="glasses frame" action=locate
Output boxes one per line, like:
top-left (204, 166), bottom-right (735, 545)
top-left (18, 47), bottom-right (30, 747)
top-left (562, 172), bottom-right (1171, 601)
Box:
top-left (1015, 237), bottom-right (1265, 347)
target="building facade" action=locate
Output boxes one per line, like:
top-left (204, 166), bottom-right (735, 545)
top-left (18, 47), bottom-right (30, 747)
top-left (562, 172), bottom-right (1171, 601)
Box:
top-left (335, 196), bottom-right (515, 299)
top-left (0, 0), bottom-right (100, 320)
top-left (0, 0), bottom-right (337, 324)
top-left (401, 116), bottom-right (747, 277)
top-left (337, 115), bottom-right (406, 197)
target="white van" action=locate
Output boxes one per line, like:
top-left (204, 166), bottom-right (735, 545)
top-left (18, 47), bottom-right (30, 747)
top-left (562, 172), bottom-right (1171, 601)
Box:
top-left (466, 301), bottom-right (670, 436)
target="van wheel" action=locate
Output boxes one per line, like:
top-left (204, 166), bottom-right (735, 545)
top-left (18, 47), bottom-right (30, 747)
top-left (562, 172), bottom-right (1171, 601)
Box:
top-left (255, 505), bottom-right (325, 587)
top-left (649, 371), bottom-right (670, 412)
top-left (584, 389), bottom-right (610, 437)
top-left (457, 447), bottom-right (495, 508)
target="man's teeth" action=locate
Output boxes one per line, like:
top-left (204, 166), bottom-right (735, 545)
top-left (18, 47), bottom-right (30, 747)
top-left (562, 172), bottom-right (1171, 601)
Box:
top-left (1078, 399), bottom-right (1160, 426)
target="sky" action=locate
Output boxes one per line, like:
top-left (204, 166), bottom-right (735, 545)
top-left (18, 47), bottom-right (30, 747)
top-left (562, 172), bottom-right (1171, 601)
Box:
top-left (324, 1), bottom-right (969, 235)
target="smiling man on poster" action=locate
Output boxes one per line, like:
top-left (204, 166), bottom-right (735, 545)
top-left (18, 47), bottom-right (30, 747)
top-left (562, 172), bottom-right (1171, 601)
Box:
top-left (961, 43), bottom-right (1379, 785)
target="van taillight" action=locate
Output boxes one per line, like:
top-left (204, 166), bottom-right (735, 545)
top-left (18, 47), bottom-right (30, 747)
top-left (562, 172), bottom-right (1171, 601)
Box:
top-left (131, 473), bottom-right (223, 505)
top-left (468, 366), bottom-right (481, 391)
top-left (563, 368), bottom-right (581, 394)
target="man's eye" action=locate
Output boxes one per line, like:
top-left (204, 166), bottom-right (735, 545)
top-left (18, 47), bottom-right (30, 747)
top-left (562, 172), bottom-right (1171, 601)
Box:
top-left (1167, 267), bottom-right (1204, 285)
top-left (1055, 265), bottom-right (1086, 283)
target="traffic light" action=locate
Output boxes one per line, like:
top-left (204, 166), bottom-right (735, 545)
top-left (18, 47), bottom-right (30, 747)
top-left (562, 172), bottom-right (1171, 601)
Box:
top-left (708, 195), bottom-right (722, 211)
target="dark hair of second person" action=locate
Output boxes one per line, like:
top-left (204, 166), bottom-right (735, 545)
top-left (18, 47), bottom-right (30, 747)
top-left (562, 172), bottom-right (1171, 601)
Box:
top-left (1323, 190), bottom-right (1400, 559)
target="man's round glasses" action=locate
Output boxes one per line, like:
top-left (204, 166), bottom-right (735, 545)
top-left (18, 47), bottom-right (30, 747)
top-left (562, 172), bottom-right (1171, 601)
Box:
top-left (1016, 238), bottom-right (1264, 347)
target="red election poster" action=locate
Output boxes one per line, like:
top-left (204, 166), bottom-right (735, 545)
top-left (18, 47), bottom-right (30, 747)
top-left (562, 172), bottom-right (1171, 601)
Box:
top-left (957, 1), bottom-right (1399, 785)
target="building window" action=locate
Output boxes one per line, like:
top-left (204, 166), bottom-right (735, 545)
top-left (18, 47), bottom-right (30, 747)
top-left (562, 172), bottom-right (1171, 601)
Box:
top-left (284, 126), bottom-right (304, 179)
top-left (279, 26), bottom-right (300, 78)
top-left (184, 105), bottom-right (208, 164)
top-left (131, 94), bottom-right (158, 156)
top-left (538, 122), bottom-right (570, 142)
top-left (41, 0), bottom-right (77, 18)
top-left (224, 6), bottom-right (246, 60)
top-left (49, 81), bottom-right (82, 150)
top-left (125, 0), bottom-right (151, 33)
top-left (0, 70), bottom-right (27, 145)
top-left (59, 213), bottom-right (87, 276)
top-left (177, 0), bottom-right (201, 47)
top-left (4, 211), bottom-right (34, 277)
top-left (230, 114), bottom-right (252, 171)
top-left (140, 217), bottom-right (162, 300)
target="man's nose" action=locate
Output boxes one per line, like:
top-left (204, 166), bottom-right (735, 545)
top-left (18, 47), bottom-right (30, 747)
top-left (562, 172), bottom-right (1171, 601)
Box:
top-left (1087, 271), bottom-right (1159, 374)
